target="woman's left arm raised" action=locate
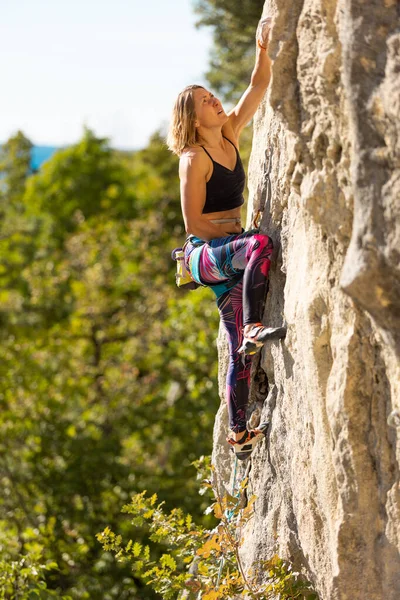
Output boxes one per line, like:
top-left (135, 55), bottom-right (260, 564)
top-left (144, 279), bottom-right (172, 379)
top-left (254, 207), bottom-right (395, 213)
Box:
top-left (225, 18), bottom-right (273, 140)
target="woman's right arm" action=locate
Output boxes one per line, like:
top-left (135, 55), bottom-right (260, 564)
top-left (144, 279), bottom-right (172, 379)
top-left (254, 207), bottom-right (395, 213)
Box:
top-left (179, 150), bottom-right (231, 241)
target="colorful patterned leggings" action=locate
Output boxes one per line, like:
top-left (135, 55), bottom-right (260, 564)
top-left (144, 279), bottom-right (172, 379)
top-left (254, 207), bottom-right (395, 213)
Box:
top-left (184, 230), bottom-right (273, 433)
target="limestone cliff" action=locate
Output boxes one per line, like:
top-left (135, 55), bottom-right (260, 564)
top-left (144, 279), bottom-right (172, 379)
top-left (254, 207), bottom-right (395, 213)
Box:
top-left (212, 1), bottom-right (400, 598)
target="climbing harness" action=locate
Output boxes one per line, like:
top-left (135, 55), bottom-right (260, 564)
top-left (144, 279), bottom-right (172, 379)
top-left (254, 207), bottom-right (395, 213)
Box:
top-left (209, 217), bottom-right (242, 226)
top-left (252, 146), bottom-right (274, 229)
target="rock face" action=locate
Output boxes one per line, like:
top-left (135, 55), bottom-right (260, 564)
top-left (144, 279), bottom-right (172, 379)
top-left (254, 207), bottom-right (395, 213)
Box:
top-left (212, 1), bottom-right (400, 598)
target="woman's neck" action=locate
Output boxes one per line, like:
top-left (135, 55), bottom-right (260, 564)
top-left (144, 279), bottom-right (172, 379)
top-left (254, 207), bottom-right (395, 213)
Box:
top-left (197, 127), bottom-right (225, 150)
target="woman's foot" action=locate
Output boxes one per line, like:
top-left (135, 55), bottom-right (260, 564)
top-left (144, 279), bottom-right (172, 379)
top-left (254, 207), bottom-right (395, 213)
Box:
top-left (227, 422), bottom-right (269, 460)
top-left (239, 322), bottom-right (286, 355)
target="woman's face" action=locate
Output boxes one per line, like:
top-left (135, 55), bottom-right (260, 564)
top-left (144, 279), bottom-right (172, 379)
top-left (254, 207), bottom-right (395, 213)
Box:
top-left (193, 87), bottom-right (228, 129)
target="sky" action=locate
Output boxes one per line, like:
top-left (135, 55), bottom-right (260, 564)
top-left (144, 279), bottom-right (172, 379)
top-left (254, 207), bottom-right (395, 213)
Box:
top-left (1, 0), bottom-right (213, 150)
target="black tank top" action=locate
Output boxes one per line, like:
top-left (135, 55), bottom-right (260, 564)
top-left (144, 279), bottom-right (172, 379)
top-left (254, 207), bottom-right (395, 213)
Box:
top-left (201, 136), bottom-right (245, 214)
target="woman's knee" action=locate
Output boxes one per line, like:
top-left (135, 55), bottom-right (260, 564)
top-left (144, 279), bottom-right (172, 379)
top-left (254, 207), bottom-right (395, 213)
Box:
top-left (254, 232), bottom-right (273, 251)
top-left (246, 233), bottom-right (273, 259)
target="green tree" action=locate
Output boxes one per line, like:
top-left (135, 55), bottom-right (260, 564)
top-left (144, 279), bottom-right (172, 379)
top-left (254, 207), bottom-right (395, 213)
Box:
top-left (194, 0), bottom-right (265, 102)
top-left (0, 130), bottom-right (33, 206)
top-left (0, 132), bottom-right (42, 329)
top-left (24, 127), bottom-right (138, 244)
top-left (0, 128), bottom-right (220, 598)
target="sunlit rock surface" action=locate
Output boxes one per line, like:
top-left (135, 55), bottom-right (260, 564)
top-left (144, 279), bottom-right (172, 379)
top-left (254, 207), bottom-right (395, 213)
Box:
top-left (212, 1), bottom-right (400, 598)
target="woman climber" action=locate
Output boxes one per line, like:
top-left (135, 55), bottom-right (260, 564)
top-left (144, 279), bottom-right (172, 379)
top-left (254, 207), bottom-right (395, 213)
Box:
top-left (167, 17), bottom-right (285, 460)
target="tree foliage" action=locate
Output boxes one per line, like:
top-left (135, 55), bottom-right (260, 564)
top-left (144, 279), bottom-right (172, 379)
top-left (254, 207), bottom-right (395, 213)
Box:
top-left (98, 462), bottom-right (318, 599)
top-left (24, 127), bottom-right (138, 244)
top-left (193, 0), bottom-right (265, 102)
top-left (0, 130), bottom-right (33, 207)
top-left (0, 129), bottom-right (219, 598)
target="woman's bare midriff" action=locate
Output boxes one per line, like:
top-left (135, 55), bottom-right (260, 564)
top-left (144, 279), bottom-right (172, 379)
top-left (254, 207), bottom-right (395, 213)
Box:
top-left (203, 207), bottom-right (243, 234)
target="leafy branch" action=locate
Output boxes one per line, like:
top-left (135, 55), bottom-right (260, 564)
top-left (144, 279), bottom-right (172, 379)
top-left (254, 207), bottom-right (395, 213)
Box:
top-left (97, 458), bottom-right (318, 599)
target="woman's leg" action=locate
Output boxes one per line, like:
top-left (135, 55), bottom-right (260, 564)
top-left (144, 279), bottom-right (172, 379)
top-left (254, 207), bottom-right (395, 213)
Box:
top-left (184, 231), bottom-right (276, 435)
top-left (216, 281), bottom-right (252, 433)
top-left (194, 230), bottom-right (273, 325)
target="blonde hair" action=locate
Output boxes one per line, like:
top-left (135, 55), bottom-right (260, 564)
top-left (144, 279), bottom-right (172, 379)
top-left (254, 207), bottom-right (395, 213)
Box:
top-left (166, 84), bottom-right (205, 156)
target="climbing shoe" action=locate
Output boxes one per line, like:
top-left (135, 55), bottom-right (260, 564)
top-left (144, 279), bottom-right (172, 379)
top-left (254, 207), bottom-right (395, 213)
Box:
top-left (239, 323), bottom-right (286, 355)
top-left (227, 422), bottom-right (269, 460)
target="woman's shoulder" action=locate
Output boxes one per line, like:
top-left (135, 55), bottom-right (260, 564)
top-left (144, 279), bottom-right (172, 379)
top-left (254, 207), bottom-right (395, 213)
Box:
top-left (181, 144), bottom-right (205, 159)
top-left (179, 145), bottom-right (209, 173)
